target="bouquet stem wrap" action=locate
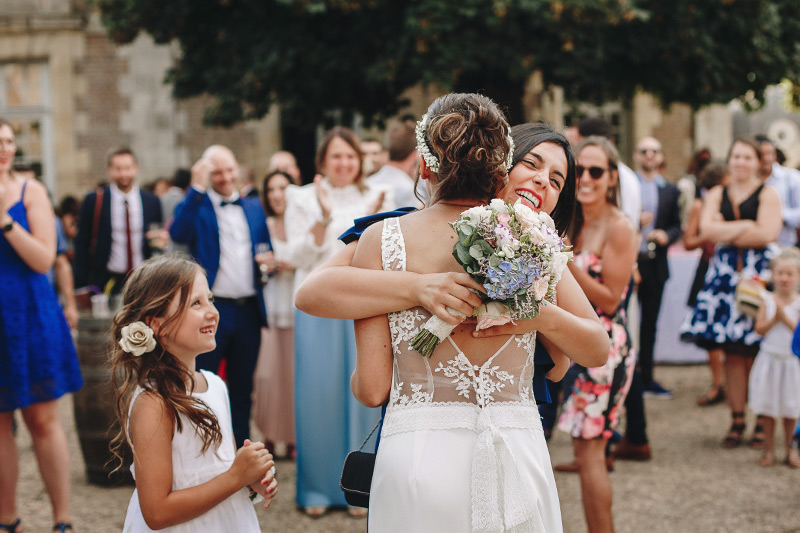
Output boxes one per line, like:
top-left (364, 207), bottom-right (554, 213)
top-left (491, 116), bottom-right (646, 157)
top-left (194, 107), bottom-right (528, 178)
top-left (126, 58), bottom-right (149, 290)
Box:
top-left (410, 307), bottom-right (466, 358)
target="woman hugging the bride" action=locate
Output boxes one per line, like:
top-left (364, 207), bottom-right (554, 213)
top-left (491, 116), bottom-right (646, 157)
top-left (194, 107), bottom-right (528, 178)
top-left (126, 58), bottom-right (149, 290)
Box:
top-left (296, 92), bottom-right (609, 532)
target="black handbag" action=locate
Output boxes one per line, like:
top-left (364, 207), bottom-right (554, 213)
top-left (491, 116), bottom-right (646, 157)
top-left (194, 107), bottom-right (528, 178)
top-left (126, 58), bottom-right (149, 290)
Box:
top-left (340, 421), bottom-right (380, 508)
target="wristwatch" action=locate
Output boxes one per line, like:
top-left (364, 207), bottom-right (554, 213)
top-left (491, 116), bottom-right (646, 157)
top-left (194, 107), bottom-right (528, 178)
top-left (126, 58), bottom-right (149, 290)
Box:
top-left (1, 219), bottom-right (13, 233)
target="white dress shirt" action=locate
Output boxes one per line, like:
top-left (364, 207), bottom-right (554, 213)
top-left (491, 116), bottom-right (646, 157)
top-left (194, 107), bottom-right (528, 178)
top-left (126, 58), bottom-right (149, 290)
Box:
top-left (206, 188), bottom-right (257, 298)
top-left (765, 163), bottom-right (800, 246)
top-left (107, 184), bottom-right (144, 274)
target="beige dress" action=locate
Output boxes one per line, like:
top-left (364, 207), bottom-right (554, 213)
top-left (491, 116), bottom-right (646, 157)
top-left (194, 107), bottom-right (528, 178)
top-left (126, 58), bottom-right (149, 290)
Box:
top-left (253, 231), bottom-right (296, 445)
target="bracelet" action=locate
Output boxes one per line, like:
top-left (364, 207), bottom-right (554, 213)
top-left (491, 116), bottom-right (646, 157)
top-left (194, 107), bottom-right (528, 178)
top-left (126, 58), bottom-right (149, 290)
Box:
top-left (248, 487), bottom-right (258, 502)
top-left (319, 215), bottom-right (331, 226)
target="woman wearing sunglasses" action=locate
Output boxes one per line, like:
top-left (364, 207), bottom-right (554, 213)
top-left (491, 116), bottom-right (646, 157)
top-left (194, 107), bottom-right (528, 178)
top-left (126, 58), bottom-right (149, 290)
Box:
top-left (556, 135), bottom-right (638, 533)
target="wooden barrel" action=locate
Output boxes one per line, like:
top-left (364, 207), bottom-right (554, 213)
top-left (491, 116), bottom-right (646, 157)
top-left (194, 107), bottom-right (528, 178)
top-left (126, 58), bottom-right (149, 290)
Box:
top-left (73, 315), bottom-right (134, 486)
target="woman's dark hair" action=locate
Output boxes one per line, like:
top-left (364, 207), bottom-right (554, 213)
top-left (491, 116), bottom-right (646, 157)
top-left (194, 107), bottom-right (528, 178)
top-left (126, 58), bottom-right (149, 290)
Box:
top-left (509, 123), bottom-right (577, 237)
top-left (315, 126), bottom-right (365, 191)
top-left (57, 195), bottom-right (80, 218)
top-left (420, 93), bottom-right (511, 205)
top-left (110, 254), bottom-right (221, 472)
top-left (697, 160), bottom-right (727, 192)
top-left (261, 169), bottom-right (292, 217)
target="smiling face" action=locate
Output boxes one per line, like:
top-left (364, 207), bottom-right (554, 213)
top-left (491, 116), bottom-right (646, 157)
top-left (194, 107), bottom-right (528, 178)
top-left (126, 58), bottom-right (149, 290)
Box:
top-left (727, 141), bottom-right (760, 183)
top-left (266, 173), bottom-right (290, 216)
top-left (576, 145), bottom-right (616, 207)
top-left (322, 136), bottom-right (361, 188)
top-left (207, 147), bottom-right (239, 198)
top-left (157, 272), bottom-right (219, 364)
top-left (108, 153), bottom-right (139, 193)
top-left (0, 124), bottom-right (15, 175)
top-left (499, 142), bottom-right (567, 215)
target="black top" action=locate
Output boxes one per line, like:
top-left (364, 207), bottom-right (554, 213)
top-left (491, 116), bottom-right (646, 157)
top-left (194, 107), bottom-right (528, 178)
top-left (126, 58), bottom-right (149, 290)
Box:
top-left (721, 185), bottom-right (763, 221)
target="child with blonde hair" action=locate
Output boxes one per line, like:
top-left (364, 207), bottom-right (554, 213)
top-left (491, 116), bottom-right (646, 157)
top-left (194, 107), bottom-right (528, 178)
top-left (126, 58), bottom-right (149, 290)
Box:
top-left (749, 247), bottom-right (800, 467)
top-left (110, 255), bottom-right (277, 531)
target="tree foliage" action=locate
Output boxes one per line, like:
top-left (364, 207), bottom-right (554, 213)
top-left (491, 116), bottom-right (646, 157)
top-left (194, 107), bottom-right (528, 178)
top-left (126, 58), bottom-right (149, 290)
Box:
top-left (98, 0), bottom-right (800, 127)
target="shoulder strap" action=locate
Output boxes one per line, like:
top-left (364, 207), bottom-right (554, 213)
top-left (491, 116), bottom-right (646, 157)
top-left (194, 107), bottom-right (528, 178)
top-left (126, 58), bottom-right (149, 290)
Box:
top-left (19, 179), bottom-right (28, 200)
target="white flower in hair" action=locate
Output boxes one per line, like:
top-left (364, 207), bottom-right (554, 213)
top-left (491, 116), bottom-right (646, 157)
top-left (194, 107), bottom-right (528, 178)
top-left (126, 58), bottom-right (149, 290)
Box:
top-left (119, 321), bottom-right (157, 356)
top-left (415, 113), bottom-right (440, 173)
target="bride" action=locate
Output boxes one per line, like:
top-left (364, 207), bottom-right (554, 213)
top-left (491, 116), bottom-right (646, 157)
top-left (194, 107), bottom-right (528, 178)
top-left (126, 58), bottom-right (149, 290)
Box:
top-left (297, 94), bottom-right (608, 532)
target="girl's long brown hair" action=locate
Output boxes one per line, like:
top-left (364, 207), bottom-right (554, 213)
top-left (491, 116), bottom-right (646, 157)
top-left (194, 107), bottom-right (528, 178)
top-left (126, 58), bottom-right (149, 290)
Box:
top-left (110, 254), bottom-right (222, 472)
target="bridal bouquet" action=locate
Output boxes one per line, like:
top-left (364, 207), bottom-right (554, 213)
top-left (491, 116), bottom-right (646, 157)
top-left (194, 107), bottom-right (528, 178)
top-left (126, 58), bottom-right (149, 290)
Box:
top-left (411, 199), bottom-right (572, 358)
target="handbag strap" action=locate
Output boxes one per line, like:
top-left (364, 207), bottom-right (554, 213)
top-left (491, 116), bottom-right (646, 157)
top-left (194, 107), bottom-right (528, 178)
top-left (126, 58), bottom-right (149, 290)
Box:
top-left (358, 420), bottom-right (381, 452)
top-left (729, 188), bottom-right (744, 273)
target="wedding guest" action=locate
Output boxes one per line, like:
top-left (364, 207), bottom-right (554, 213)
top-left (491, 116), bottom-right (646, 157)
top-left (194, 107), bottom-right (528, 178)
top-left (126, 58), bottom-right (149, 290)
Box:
top-left (284, 126), bottom-right (392, 517)
top-left (361, 137), bottom-right (387, 177)
top-left (253, 170), bottom-right (297, 459)
top-left (684, 161), bottom-right (729, 406)
top-left (268, 150), bottom-right (302, 185)
top-left (681, 138), bottom-right (782, 447)
top-left (366, 119), bottom-right (422, 209)
top-left (557, 136), bottom-right (638, 533)
top-left (0, 118), bottom-right (82, 533)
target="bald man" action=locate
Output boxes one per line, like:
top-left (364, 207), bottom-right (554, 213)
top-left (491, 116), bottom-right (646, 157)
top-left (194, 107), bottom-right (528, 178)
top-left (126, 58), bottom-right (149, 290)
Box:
top-left (170, 145), bottom-right (274, 446)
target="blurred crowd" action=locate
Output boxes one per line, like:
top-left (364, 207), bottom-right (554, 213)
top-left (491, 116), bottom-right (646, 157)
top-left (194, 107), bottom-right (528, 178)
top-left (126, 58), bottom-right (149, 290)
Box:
top-left (2, 112), bottom-right (800, 528)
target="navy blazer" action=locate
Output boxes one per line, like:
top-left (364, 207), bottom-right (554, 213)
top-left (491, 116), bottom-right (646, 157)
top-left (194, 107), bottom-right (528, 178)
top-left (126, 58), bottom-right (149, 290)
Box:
top-left (169, 187), bottom-right (271, 325)
top-left (73, 186), bottom-right (163, 289)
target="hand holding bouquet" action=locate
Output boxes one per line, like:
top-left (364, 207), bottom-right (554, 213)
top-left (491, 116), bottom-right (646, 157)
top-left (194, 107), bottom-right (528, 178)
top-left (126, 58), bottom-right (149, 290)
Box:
top-left (411, 199), bottom-right (572, 357)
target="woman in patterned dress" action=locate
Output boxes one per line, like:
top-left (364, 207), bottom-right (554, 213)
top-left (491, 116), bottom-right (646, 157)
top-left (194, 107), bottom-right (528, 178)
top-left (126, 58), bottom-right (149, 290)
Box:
top-left (556, 136), bottom-right (638, 533)
top-left (680, 138), bottom-right (781, 447)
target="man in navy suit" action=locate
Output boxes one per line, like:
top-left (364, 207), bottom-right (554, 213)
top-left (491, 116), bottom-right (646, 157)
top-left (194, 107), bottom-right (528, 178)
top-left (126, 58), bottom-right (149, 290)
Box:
top-left (74, 147), bottom-right (163, 292)
top-left (170, 145), bottom-right (274, 446)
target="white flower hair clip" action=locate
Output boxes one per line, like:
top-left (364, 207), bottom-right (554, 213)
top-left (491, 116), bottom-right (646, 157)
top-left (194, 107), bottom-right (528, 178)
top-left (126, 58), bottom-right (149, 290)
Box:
top-left (415, 113), bottom-right (440, 174)
top-left (119, 321), bottom-right (157, 357)
top-left (416, 113), bottom-right (516, 176)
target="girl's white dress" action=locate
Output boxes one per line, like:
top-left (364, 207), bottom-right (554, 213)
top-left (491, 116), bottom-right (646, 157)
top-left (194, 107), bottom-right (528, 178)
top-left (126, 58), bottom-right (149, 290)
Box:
top-left (368, 218), bottom-right (562, 533)
top-left (748, 293), bottom-right (800, 419)
top-left (122, 370), bottom-right (260, 532)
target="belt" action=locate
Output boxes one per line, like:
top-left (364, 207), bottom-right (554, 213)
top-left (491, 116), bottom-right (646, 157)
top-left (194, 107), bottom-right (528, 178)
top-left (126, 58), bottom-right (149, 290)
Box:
top-left (213, 295), bottom-right (257, 306)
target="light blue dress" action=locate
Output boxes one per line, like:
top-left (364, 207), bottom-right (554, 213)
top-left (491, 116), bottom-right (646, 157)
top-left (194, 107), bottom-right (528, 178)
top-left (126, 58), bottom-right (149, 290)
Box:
top-left (285, 181), bottom-right (387, 507)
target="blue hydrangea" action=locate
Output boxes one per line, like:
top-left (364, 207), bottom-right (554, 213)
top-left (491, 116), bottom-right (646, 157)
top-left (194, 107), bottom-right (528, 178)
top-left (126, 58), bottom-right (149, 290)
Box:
top-left (484, 259), bottom-right (541, 300)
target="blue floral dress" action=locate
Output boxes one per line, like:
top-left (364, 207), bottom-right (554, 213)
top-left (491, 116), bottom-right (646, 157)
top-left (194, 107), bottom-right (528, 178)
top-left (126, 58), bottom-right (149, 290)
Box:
top-left (0, 182), bottom-right (82, 411)
top-left (680, 185), bottom-right (773, 357)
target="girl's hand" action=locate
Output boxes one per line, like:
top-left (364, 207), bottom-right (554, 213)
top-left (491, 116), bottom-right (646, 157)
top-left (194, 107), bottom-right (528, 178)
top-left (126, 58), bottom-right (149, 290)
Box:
top-left (414, 272), bottom-right (484, 324)
top-left (229, 440), bottom-right (274, 488)
top-left (249, 467), bottom-right (278, 509)
top-left (313, 175), bottom-right (333, 220)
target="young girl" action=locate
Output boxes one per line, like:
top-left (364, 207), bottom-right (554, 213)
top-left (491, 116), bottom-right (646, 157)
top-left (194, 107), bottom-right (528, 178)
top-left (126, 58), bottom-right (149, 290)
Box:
top-left (110, 255), bottom-right (277, 532)
top-left (749, 247), bottom-right (800, 467)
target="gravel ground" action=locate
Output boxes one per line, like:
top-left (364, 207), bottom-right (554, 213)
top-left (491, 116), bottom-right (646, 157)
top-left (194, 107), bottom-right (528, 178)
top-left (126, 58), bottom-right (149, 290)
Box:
top-left (14, 365), bottom-right (800, 532)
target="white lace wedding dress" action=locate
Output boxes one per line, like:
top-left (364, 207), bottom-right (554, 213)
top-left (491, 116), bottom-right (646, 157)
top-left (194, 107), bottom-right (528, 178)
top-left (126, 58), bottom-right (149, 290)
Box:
top-left (368, 218), bottom-right (562, 533)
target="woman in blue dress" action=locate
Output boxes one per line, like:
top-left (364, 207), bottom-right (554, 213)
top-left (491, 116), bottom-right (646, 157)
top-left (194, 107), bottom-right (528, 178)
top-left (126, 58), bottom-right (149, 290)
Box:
top-left (0, 119), bottom-right (83, 533)
top-left (680, 137), bottom-right (781, 448)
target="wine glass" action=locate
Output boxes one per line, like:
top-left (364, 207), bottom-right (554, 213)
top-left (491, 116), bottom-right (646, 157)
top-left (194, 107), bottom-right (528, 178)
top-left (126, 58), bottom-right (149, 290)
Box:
top-left (255, 242), bottom-right (271, 286)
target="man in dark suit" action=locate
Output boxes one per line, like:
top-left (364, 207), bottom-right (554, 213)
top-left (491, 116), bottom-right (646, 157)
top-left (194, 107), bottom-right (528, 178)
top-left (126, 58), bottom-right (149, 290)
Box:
top-left (170, 145), bottom-right (274, 446)
top-left (73, 147), bottom-right (163, 292)
top-left (635, 136), bottom-right (682, 398)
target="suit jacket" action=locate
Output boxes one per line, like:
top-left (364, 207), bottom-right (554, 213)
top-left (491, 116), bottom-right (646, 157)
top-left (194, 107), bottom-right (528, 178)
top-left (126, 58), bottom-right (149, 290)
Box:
top-left (641, 175), bottom-right (682, 285)
top-left (73, 186), bottom-right (163, 289)
top-left (169, 187), bottom-right (271, 325)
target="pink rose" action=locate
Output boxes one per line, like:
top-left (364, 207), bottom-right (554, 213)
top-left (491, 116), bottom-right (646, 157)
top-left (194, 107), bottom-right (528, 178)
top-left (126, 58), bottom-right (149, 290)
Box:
top-left (497, 213), bottom-right (511, 226)
top-left (474, 301), bottom-right (512, 331)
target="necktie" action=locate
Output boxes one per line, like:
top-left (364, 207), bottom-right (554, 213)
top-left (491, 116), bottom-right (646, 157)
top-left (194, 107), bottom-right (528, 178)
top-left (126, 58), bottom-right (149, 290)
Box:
top-left (125, 199), bottom-right (133, 273)
top-left (220, 198), bottom-right (242, 207)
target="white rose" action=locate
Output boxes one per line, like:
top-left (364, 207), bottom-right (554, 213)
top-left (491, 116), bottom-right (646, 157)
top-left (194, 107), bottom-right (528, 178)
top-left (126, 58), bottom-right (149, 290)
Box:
top-left (490, 198), bottom-right (509, 214)
top-left (526, 224), bottom-right (547, 245)
top-left (537, 211), bottom-right (556, 230)
top-left (513, 201), bottom-right (539, 228)
top-left (501, 243), bottom-right (516, 258)
top-left (119, 321), bottom-right (157, 356)
top-left (552, 251), bottom-right (570, 278)
top-left (531, 276), bottom-right (550, 301)
top-left (465, 205), bottom-right (492, 226)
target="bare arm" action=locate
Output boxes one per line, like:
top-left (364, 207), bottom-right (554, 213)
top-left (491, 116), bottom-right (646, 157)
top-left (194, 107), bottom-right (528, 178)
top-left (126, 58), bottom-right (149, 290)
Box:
top-left (729, 185), bottom-right (782, 248)
top-left (682, 199), bottom-right (705, 251)
top-left (54, 254), bottom-right (78, 328)
top-left (349, 223), bottom-right (394, 407)
top-left (0, 180), bottom-right (56, 273)
top-left (130, 394), bottom-right (273, 530)
top-left (699, 186), bottom-right (756, 243)
top-left (295, 238), bottom-right (484, 324)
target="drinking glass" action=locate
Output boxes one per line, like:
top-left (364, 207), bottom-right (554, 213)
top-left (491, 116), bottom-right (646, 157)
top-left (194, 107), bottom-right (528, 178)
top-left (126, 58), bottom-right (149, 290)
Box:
top-left (255, 243), bottom-right (271, 285)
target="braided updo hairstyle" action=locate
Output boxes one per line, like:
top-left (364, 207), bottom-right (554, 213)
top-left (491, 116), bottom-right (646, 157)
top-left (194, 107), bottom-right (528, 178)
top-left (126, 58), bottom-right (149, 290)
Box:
top-left (421, 93), bottom-right (511, 204)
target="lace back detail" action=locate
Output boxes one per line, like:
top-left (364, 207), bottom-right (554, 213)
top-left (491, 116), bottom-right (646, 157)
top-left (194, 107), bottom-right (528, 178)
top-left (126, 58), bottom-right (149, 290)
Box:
top-left (381, 217), bottom-right (406, 272)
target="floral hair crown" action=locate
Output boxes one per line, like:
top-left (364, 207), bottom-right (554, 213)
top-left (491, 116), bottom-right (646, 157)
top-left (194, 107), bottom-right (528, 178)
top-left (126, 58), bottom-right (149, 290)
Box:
top-left (119, 321), bottom-right (157, 357)
top-left (415, 113), bottom-right (515, 175)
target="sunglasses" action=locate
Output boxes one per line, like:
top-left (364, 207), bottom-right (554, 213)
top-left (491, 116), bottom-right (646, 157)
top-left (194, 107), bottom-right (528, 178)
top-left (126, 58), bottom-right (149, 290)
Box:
top-left (638, 148), bottom-right (661, 155)
top-left (576, 165), bottom-right (608, 180)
